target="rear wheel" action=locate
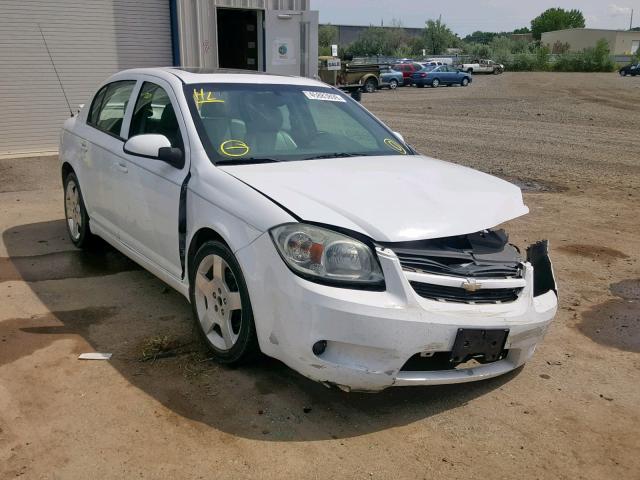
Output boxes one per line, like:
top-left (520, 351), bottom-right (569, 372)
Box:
top-left (431, 78), bottom-right (440, 88)
top-left (620, 70), bottom-right (627, 76)
top-left (389, 79), bottom-right (398, 90)
top-left (461, 77), bottom-right (469, 87)
top-left (63, 172), bottom-right (94, 248)
top-left (467, 68), bottom-right (473, 74)
top-left (189, 241), bottom-right (259, 365)
top-left (363, 78), bottom-right (378, 93)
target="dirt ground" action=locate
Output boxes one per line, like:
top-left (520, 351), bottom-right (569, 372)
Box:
top-left (1, 72), bottom-right (639, 479)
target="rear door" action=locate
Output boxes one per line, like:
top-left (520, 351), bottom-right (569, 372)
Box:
top-left (81, 80), bottom-right (137, 237)
top-left (119, 77), bottom-right (190, 279)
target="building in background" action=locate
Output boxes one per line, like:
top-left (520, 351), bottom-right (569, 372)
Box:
top-left (0, 0), bottom-right (318, 157)
top-left (324, 24), bottom-right (423, 47)
top-left (542, 28), bottom-right (640, 55)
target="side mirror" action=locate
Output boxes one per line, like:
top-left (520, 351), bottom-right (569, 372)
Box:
top-left (393, 131), bottom-right (405, 143)
top-left (124, 134), bottom-right (184, 169)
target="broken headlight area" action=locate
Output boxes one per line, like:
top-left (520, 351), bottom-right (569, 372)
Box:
top-left (382, 229), bottom-right (554, 304)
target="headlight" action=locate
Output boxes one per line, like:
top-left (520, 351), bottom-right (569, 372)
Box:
top-left (269, 223), bottom-right (384, 288)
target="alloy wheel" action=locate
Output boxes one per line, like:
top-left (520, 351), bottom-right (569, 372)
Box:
top-left (64, 179), bottom-right (82, 241)
top-left (194, 254), bottom-right (243, 351)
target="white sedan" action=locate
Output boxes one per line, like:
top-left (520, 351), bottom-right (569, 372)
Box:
top-left (59, 67), bottom-right (557, 392)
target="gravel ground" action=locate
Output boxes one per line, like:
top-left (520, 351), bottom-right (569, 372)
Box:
top-left (0, 72), bottom-right (639, 479)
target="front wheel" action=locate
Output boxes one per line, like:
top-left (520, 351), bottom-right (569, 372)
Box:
top-left (189, 241), bottom-right (259, 365)
top-left (63, 172), bottom-right (94, 248)
top-left (431, 78), bottom-right (440, 88)
top-left (461, 77), bottom-right (469, 87)
top-left (620, 70), bottom-right (627, 76)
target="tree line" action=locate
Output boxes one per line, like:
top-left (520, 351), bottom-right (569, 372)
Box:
top-left (319, 8), bottom-right (617, 72)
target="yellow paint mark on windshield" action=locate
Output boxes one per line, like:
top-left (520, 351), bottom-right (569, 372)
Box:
top-left (193, 88), bottom-right (225, 106)
top-left (220, 140), bottom-right (250, 157)
top-left (384, 138), bottom-right (407, 154)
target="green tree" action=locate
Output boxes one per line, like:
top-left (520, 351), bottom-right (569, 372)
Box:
top-left (318, 24), bottom-right (338, 56)
top-left (345, 26), bottom-right (413, 57)
top-left (423, 18), bottom-right (460, 55)
top-left (531, 8), bottom-right (585, 40)
top-left (513, 27), bottom-right (531, 34)
top-left (463, 31), bottom-right (499, 44)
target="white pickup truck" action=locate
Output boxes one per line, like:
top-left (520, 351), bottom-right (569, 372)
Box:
top-left (458, 59), bottom-right (504, 74)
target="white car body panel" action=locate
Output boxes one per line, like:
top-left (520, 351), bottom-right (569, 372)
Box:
top-left (221, 156), bottom-right (529, 242)
top-left (59, 67), bottom-right (556, 391)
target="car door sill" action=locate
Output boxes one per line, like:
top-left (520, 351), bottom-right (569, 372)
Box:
top-left (90, 220), bottom-right (189, 299)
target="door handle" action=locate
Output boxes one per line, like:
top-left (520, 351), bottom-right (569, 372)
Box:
top-left (116, 161), bottom-right (128, 173)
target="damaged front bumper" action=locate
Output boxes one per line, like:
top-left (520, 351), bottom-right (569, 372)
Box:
top-left (237, 233), bottom-right (557, 392)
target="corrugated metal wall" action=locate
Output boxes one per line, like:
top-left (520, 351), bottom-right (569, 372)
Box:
top-left (0, 0), bottom-right (172, 157)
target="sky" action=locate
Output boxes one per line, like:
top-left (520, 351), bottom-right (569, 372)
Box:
top-left (311, 1), bottom-right (640, 36)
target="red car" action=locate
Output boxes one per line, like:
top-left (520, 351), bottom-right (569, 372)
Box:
top-left (393, 63), bottom-right (423, 86)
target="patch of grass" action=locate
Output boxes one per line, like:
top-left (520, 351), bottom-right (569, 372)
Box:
top-left (139, 335), bottom-right (188, 362)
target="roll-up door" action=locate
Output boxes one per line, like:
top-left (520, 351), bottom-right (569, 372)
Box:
top-left (0, 0), bottom-right (173, 157)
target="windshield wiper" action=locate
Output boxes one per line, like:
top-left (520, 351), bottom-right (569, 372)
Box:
top-left (304, 152), bottom-right (369, 160)
top-left (217, 157), bottom-right (281, 166)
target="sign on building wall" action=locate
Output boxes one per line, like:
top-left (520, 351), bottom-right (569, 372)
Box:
top-left (272, 38), bottom-right (296, 65)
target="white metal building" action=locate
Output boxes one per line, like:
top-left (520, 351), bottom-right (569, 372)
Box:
top-left (0, 0), bottom-right (318, 157)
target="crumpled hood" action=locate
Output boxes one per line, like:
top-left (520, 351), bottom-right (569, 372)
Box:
top-left (221, 155), bottom-right (528, 242)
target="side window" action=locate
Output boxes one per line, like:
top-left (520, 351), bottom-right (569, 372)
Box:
top-left (88, 85), bottom-right (107, 126)
top-left (88, 81), bottom-right (135, 137)
top-left (130, 82), bottom-right (183, 149)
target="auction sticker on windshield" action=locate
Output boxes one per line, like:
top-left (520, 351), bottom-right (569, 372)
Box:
top-left (303, 91), bottom-right (346, 102)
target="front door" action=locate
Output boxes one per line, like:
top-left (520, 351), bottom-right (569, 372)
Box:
top-left (119, 77), bottom-right (190, 279)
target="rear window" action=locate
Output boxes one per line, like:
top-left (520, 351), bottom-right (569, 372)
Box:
top-left (87, 80), bottom-right (136, 138)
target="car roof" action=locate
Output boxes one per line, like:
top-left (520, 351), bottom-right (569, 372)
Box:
top-left (110, 67), bottom-right (327, 87)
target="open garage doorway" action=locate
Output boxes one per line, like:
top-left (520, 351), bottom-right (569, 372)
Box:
top-left (217, 8), bottom-right (261, 71)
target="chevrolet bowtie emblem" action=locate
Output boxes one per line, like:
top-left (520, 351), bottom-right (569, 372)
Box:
top-left (461, 278), bottom-right (482, 292)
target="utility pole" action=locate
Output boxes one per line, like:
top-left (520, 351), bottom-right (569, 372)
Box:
top-left (630, 9), bottom-right (634, 30)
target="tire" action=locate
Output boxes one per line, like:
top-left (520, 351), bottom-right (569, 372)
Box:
top-left (620, 70), bottom-right (627, 76)
top-left (63, 171), bottom-right (94, 249)
top-left (431, 78), bottom-right (440, 88)
top-left (461, 77), bottom-right (469, 87)
top-left (467, 68), bottom-right (473, 74)
top-left (363, 78), bottom-right (377, 94)
top-left (389, 79), bottom-right (398, 90)
top-left (189, 240), bottom-right (259, 365)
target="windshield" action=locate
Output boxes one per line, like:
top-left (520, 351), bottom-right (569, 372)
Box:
top-left (420, 66), bottom-right (437, 72)
top-left (184, 83), bottom-right (413, 164)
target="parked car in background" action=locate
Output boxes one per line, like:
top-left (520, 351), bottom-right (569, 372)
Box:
top-left (457, 59), bottom-right (504, 74)
top-left (59, 67), bottom-right (556, 392)
top-left (412, 65), bottom-right (473, 88)
top-left (380, 67), bottom-right (403, 89)
top-left (393, 63), bottom-right (423, 86)
top-left (619, 63), bottom-right (639, 76)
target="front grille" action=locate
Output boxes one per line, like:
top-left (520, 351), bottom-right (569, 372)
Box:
top-left (394, 250), bottom-right (520, 278)
top-left (409, 281), bottom-right (522, 304)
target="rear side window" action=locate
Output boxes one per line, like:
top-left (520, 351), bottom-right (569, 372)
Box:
top-left (87, 80), bottom-right (136, 138)
top-left (129, 82), bottom-right (183, 149)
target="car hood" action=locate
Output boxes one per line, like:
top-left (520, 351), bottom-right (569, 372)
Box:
top-left (220, 155), bottom-right (529, 242)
